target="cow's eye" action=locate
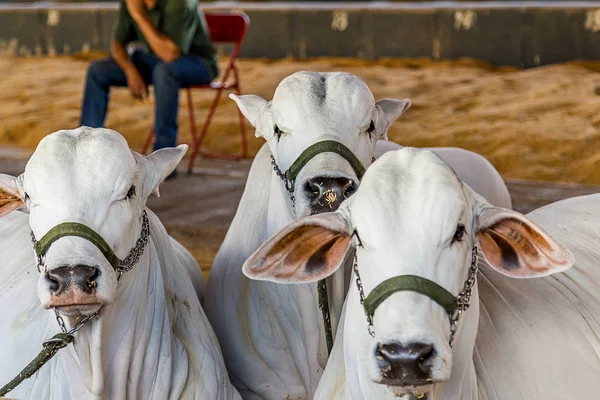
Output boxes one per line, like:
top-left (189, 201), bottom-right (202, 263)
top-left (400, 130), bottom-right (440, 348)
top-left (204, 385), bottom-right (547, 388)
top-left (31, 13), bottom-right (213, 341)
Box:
top-left (366, 120), bottom-right (375, 136)
top-left (452, 224), bottom-right (465, 243)
top-left (274, 125), bottom-right (283, 142)
top-left (126, 185), bottom-right (136, 200)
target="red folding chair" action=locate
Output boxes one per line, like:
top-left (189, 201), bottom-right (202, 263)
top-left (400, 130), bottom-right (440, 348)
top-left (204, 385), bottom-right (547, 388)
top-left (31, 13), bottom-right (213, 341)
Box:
top-left (140, 11), bottom-right (250, 171)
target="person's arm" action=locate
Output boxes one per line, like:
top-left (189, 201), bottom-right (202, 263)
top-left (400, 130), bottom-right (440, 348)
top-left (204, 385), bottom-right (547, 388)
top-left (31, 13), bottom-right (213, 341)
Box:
top-left (125, 0), bottom-right (181, 63)
top-left (111, 41), bottom-right (147, 99)
top-left (111, 40), bottom-right (136, 76)
top-left (112, 1), bottom-right (147, 99)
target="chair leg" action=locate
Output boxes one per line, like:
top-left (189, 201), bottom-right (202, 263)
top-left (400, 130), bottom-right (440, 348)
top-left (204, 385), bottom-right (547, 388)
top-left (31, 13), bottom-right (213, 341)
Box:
top-left (191, 87), bottom-right (246, 165)
top-left (198, 78), bottom-right (247, 160)
top-left (186, 89), bottom-right (200, 173)
top-left (234, 66), bottom-right (248, 158)
top-left (141, 127), bottom-right (154, 155)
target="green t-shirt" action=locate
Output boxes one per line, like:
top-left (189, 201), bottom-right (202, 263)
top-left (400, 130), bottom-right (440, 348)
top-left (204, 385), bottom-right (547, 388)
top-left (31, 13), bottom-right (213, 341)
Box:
top-left (112, 0), bottom-right (219, 80)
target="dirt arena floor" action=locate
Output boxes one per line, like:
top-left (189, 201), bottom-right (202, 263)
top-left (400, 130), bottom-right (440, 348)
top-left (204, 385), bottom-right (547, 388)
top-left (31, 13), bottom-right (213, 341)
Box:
top-left (2, 54), bottom-right (600, 184)
top-left (2, 54), bottom-right (600, 276)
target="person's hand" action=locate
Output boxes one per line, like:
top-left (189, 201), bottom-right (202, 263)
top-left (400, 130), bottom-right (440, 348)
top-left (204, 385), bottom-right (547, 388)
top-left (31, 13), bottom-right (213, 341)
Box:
top-left (126, 68), bottom-right (148, 100)
top-left (125, 0), bottom-right (145, 19)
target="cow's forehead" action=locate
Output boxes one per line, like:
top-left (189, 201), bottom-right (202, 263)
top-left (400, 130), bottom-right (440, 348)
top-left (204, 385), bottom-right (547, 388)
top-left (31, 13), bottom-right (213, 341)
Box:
top-left (24, 127), bottom-right (136, 193)
top-left (271, 72), bottom-right (375, 128)
top-left (348, 149), bottom-right (467, 241)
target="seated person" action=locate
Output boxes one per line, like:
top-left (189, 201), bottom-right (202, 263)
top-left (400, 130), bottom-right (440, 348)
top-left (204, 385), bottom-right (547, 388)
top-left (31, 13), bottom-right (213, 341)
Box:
top-left (80, 0), bottom-right (219, 178)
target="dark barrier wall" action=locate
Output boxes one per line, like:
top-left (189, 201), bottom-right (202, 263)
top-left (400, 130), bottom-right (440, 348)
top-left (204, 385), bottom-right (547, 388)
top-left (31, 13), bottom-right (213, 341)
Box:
top-left (2, 1), bottom-right (600, 67)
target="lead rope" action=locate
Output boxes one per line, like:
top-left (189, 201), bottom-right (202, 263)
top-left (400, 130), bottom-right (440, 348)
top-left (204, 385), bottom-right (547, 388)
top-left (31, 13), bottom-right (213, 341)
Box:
top-left (0, 211), bottom-right (150, 397)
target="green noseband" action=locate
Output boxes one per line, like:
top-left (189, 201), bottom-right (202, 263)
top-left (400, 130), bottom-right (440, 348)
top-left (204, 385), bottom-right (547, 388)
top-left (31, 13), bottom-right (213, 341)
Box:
top-left (31, 210), bottom-right (150, 274)
top-left (363, 275), bottom-right (459, 320)
top-left (354, 247), bottom-right (479, 347)
top-left (283, 140), bottom-right (367, 192)
top-left (34, 222), bottom-right (120, 270)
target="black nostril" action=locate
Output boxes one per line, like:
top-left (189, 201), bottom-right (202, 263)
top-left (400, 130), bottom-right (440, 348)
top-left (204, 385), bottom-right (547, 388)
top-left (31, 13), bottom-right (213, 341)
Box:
top-left (46, 265), bottom-right (100, 295)
top-left (45, 273), bottom-right (59, 292)
top-left (305, 176), bottom-right (358, 214)
top-left (342, 179), bottom-right (357, 198)
top-left (376, 342), bottom-right (435, 378)
top-left (304, 180), bottom-right (322, 199)
top-left (379, 342), bottom-right (434, 364)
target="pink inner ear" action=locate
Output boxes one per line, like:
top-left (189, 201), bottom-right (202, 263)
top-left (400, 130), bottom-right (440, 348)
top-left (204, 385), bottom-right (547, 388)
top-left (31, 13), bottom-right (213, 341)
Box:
top-left (478, 217), bottom-right (572, 278)
top-left (0, 189), bottom-right (23, 217)
top-left (246, 225), bottom-right (352, 283)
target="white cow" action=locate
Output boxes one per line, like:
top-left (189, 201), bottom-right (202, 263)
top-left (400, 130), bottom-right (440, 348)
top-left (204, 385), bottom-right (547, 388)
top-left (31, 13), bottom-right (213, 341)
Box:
top-left (203, 71), bottom-right (512, 399)
top-left (243, 147), bottom-right (600, 400)
top-left (0, 127), bottom-right (240, 399)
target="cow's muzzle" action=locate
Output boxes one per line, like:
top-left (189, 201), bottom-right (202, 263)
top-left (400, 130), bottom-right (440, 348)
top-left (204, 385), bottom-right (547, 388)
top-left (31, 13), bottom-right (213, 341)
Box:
top-left (45, 265), bottom-right (100, 308)
top-left (305, 176), bottom-right (357, 214)
top-left (375, 341), bottom-right (435, 386)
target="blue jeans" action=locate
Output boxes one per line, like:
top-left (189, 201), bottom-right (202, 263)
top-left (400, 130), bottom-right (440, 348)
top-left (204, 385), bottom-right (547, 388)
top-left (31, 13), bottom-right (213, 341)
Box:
top-left (80, 50), bottom-right (213, 150)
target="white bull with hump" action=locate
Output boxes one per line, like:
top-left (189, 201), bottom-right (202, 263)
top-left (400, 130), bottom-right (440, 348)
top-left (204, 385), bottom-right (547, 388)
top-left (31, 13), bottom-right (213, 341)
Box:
top-left (203, 71), bottom-right (512, 399)
top-left (0, 127), bottom-right (240, 399)
top-left (244, 147), bottom-right (600, 400)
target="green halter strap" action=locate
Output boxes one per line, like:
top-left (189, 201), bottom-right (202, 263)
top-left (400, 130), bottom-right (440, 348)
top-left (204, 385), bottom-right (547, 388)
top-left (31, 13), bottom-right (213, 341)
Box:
top-left (34, 222), bottom-right (120, 270)
top-left (354, 247), bottom-right (479, 348)
top-left (363, 275), bottom-right (459, 320)
top-left (283, 140), bottom-right (367, 192)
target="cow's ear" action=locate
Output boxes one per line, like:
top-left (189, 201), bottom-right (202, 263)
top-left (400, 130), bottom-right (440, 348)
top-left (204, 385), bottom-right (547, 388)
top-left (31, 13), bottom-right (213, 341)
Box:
top-left (0, 174), bottom-right (25, 217)
top-left (375, 98), bottom-right (411, 140)
top-left (474, 193), bottom-right (574, 278)
top-left (134, 144), bottom-right (188, 198)
top-left (229, 94), bottom-right (268, 138)
top-left (243, 212), bottom-right (353, 283)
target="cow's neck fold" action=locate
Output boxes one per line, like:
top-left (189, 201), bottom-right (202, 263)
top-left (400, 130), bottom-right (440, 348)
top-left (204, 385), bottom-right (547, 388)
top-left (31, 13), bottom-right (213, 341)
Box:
top-left (58, 234), bottom-right (176, 399)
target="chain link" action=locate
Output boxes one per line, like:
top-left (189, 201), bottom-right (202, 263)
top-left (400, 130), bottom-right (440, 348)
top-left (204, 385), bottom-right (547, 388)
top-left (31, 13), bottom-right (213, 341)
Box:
top-left (353, 251), bottom-right (374, 337)
top-left (30, 231), bottom-right (45, 273)
top-left (116, 210), bottom-right (150, 280)
top-left (449, 246), bottom-right (479, 347)
top-left (270, 154), bottom-right (296, 215)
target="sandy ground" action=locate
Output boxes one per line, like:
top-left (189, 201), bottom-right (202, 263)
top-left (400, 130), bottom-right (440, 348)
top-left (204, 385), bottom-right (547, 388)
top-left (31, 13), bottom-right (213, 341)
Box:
top-left (1, 53), bottom-right (600, 185)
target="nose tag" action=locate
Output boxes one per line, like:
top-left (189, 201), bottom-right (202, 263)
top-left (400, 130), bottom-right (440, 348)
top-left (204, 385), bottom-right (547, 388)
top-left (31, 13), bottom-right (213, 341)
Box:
top-left (323, 189), bottom-right (338, 209)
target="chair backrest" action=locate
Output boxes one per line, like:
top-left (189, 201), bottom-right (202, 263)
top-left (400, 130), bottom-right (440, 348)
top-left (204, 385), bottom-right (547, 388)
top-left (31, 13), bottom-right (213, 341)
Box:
top-left (204, 12), bottom-right (250, 45)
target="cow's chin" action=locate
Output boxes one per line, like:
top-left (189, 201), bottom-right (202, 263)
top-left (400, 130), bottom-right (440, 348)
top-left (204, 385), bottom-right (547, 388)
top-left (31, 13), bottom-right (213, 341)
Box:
top-left (384, 383), bottom-right (433, 398)
top-left (53, 303), bottom-right (103, 317)
top-left (45, 291), bottom-right (105, 317)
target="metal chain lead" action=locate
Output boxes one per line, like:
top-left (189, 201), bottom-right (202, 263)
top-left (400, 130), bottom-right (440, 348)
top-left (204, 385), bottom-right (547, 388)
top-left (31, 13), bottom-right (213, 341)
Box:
top-left (117, 210), bottom-right (150, 280)
top-left (353, 252), bottom-right (375, 337)
top-left (449, 246), bottom-right (479, 347)
top-left (30, 231), bottom-right (45, 273)
top-left (270, 154), bottom-right (296, 215)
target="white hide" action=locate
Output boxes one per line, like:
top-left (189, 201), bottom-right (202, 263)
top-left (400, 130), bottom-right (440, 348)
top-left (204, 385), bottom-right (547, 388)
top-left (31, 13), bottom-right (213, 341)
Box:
top-left (203, 71), bottom-right (512, 399)
top-left (0, 128), bottom-right (239, 399)
top-left (308, 149), bottom-right (597, 400)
